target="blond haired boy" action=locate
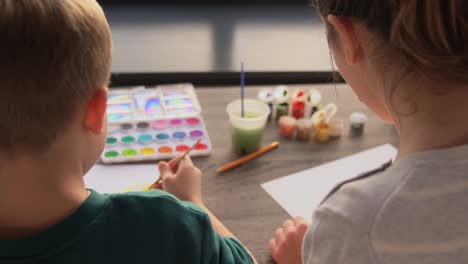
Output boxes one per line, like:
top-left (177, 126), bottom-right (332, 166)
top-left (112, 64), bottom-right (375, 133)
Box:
top-left (0, 1), bottom-right (255, 263)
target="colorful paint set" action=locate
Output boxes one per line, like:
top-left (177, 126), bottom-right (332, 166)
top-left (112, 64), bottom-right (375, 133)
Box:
top-left (258, 86), bottom-right (323, 121)
top-left (102, 84), bottom-right (212, 163)
top-left (257, 86), bottom-right (367, 143)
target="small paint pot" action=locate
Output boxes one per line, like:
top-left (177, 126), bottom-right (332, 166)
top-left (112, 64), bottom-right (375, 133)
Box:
top-left (136, 122), bottom-right (150, 132)
top-left (315, 122), bottom-right (330, 143)
top-left (170, 119), bottom-right (184, 129)
top-left (122, 148), bottom-right (138, 157)
top-left (306, 89), bottom-right (322, 117)
top-left (274, 85), bottom-right (290, 121)
top-left (311, 103), bottom-right (338, 126)
top-left (140, 147), bottom-right (156, 156)
top-left (120, 123), bottom-right (133, 133)
top-left (311, 105), bottom-right (320, 116)
top-left (173, 131), bottom-right (187, 141)
top-left (275, 102), bottom-right (289, 121)
top-left (258, 88), bottom-right (274, 120)
top-left (349, 112), bottom-right (368, 135)
top-left (274, 85), bottom-right (290, 103)
top-left (106, 137), bottom-right (118, 147)
top-left (329, 118), bottom-right (344, 138)
top-left (296, 118), bottom-right (314, 141)
top-left (186, 118), bottom-right (201, 127)
top-left (176, 144), bottom-right (190, 153)
top-left (158, 146), bottom-right (173, 154)
top-left (155, 133), bottom-right (170, 143)
top-left (279, 116), bottom-right (297, 138)
top-left (121, 136), bottom-right (135, 146)
top-left (152, 120), bottom-right (167, 130)
top-left (291, 89), bottom-right (307, 119)
top-left (138, 134), bottom-right (153, 145)
top-left (104, 150), bottom-right (119, 158)
top-left (190, 130), bottom-right (204, 139)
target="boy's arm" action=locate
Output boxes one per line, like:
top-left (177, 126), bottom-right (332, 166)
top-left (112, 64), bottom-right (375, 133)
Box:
top-left (158, 156), bottom-right (257, 264)
top-left (197, 203), bottom-right (258, 264)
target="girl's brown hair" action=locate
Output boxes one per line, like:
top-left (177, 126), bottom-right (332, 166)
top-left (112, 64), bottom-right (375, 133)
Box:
top-left (312, 0), bottom-right (468, 84)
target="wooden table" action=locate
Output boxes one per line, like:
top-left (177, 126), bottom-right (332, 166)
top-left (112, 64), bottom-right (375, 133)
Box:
top-left (193, 84), bottom-right (399, 263)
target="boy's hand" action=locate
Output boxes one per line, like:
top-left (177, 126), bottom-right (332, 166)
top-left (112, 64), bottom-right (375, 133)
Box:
top-left (158, 155), bottom-right (203, 205)
top-left (269, 217), bottom-right (310, 264)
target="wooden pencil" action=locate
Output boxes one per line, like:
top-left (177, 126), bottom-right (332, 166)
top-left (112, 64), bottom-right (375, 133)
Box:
top-left (217, 141), bottom-right (280, 174)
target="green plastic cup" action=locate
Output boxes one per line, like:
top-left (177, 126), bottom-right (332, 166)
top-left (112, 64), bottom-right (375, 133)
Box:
top-left (227, 99), bottom-right (271, 155)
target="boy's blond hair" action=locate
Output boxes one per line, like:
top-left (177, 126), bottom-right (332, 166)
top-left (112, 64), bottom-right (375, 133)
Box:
top-left (0, 0), bottom-right (112, 154)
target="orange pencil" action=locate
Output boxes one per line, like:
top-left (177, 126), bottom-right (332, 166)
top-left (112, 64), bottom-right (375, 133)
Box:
top-left (217, 141), bottom-right (280, 174)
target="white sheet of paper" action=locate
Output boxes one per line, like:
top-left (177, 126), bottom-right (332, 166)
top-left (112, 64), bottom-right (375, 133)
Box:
top-left (261, 144), bottom-right (397, 219)
top-left (84, 164), bottom-right (159, 194)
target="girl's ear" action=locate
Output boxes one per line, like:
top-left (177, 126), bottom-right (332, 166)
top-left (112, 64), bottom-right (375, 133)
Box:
top-left (327, 15), bottom-right (362, 65)
top-left (83, 88), bottom-right (108, 135)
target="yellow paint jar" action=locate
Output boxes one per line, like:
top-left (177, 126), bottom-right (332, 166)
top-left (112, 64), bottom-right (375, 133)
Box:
top-left (315, 122), bottom-right (330, 143)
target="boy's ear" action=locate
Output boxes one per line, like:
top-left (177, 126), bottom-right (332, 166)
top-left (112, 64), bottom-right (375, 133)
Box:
top-left (327, 15), bottom-right (362, 65)
top-left (84, 88), bottom-right (108, 135)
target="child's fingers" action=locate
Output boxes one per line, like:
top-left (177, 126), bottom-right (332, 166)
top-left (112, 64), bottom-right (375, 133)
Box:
top-left (283, 220), bottom-right (296, 239)
top-left (168, 156), bottom-right (182, 167)
top-left (293, 216), bottom-right (308, 226)
top-left (275, 228), bottom-right (285, 243)
top-left (268, 238), bottom-right (278, 253)
top-left (179, 155), bottom-right (194, 169)
top-left (161, 174), bottom-right (176, 187)
top-left (158, 162), bottom-right (173, 180)
top-left (282, 219), bottom-right (294, 230)
top-left (296, 222), bottom-right (310, 236)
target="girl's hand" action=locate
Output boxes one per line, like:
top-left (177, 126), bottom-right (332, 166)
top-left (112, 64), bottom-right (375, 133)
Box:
top-left (158, 155), bottom-right (203, 205)
top-left (269, 217), bottom-right (310, 264)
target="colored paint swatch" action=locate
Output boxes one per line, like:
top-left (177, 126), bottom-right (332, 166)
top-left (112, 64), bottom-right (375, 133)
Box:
top-left (156, 133), bottom-right (170, 141)
top-left (121, 123), bottom-right (133, 131)
top-left (190, 130), bottom-right (204, 139)
top-left (141, 147), bottom-right (156, 155)
top-left (170, 119), bottom-right (183, 127)
top-left (137, 122), bottom-right (150, 130)
top-left (186, 118), bottom-right (200, 126)
top-left (195, 143), bottom-right (208, 150)
top-left (152, 120), bottom-right (167, 130)
top-left (173, 132), bottom-right (186, 140)
top-left (107, 137), bottom-right (118, 145)
top-left (138, 134), bottom-right (153, 144)
top-left (176, 145), bottom-right (190, 152)
top-left (122, 149), bottom-right (138, 157)
top-left (158, 146), bottom-right (173, 154)
top-left (104, 151), bottom-right (119, 158)
top-left (122, 136), bottom-right (135, 144)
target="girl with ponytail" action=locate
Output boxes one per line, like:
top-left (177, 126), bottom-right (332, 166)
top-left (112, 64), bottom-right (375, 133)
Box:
top-left (269, 1), bottom-right (468, 263)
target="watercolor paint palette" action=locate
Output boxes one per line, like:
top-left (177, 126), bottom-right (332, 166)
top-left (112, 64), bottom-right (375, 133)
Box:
top-left (102, 84), bottom-right (212, 164)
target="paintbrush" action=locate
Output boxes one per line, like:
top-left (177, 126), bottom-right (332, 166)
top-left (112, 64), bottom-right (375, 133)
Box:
top-left (145, 139), bottom-right (202, 190)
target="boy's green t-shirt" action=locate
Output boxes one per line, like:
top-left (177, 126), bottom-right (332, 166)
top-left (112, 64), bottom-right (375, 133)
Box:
top-left (0, 190), bottom-right (254, 264)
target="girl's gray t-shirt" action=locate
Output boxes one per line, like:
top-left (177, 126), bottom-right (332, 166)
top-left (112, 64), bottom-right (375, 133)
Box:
top-left (303, 144), bottom-right (468, 264)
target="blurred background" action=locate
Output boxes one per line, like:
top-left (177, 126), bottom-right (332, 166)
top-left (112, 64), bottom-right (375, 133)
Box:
top-left (98, 0), bottom-right (333, 86)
